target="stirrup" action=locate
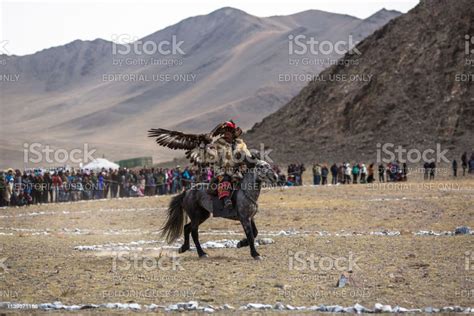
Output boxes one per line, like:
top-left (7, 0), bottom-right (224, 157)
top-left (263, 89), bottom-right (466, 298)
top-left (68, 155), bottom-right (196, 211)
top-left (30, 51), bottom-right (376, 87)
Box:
top-left (224, 199), bottom-right (233, 210)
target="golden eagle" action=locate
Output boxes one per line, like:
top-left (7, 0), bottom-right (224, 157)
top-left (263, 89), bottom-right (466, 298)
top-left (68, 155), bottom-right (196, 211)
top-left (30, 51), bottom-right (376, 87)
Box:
top-left (148, 121), bottom-right (242, 165)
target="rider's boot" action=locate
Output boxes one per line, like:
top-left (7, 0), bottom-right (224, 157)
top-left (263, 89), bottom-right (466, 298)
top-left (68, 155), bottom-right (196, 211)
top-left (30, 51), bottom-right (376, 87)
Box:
top-left (216, 175), bottom-right (233, 217)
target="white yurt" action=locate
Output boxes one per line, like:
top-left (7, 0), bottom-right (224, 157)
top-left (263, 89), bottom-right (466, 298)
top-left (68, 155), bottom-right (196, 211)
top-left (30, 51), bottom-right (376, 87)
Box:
top-left (82, 158), bottom-right (119, 171)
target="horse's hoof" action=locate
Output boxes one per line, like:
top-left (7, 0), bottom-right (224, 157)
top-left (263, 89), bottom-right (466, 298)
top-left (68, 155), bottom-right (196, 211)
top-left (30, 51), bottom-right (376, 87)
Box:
top-left (236, 242), bottom-right (242, 248)
top-left (199, 253), bottom-right (209, 258)
top-left (253, 255), bottom-right (263, 260)
top-left (178, 247), bottom-right (188, 254)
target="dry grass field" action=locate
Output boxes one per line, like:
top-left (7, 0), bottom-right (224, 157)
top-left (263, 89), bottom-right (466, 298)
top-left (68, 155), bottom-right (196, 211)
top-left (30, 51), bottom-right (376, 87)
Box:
top-left (0, 175), bottom-right (473, 313)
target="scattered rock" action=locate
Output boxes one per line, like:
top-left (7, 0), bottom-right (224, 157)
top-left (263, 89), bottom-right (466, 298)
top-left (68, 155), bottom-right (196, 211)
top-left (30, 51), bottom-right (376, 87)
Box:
top-left (327, 305), bottom-right (344, 312)
top-left (245, 303), bottom-right (273, 310)
top-left (354, 303), bottom-right (371, 313)
top-left (454, 226), bottom-right (471, 235)
top-left (336, 274), bottom-right (348, 288)
top-left (392, 306), bottom-right (408, 313)
top-left (256, 238), bottom-right (275, 245)
top-left (374, 303), bottom-right (392, 313)
top-left (273, 302), bottom-right (285, 310)
top-left (222, 304), bottom-right (234, 310)
top-left (0, 300), bottom-right (471, 313)
top-left (203, 307), bottom-right (215, 313)
top-left (274, 283), bottom-right (288, 289)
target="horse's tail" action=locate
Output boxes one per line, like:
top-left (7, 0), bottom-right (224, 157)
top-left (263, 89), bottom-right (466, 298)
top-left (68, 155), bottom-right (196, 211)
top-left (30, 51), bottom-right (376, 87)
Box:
top-left (161, 191), bottom-right (186, 244)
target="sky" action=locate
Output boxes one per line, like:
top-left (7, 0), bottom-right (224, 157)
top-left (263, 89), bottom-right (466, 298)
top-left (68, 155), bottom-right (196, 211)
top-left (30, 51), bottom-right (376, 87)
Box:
top-left (1, 0), bottom-right (419, 56)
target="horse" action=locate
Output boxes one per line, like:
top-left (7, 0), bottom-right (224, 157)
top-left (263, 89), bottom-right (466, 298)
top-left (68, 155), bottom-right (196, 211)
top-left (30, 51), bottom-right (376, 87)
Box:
top-left (160, 160), bottom-right (278, 260)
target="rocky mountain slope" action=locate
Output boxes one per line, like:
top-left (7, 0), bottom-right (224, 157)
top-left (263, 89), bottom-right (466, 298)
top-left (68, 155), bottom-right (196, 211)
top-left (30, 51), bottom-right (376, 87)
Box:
top-left (246, 0), bottom-right (474, 164)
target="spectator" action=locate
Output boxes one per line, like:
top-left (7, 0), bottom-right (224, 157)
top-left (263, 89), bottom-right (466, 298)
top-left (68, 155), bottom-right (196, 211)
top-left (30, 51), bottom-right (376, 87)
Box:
top-left (452, 159), bottom-right (458, 177)
top-left (470, 153), bottom-right (474, 174)
top-left (330, 163), bottom-right (338, 185)
top-left (423, 162), bottom-right (430, 180)
top-left (111, 170), bottom-right (119, 198)
top-left (344, 163), bottom-right (351, 184)
top-left (402, 162), bottom-right (408, 181)
top-left (5, 169), bottom-right (14, 206)
top-left (145, 169), bottom-right (156, 196)
top-left (312, 163), bottom-right (321, 185)
top-left (352, 164), bottom-right (360, 184)
top-left (182, 167), bottom-right (192, 189)
top-left (321, 164), bottom-right (329, 185)
top-left (378, 163), bottom-right (385, 182)
top-left (429, 161), bottom-right (436, 180)
top-left (461, 152), bottom-right (468, 176)
top-left (337, 164), bottom-right (345, 184)
top-left (367, 163), bottom-right (375, 183)
top-left (360, 164), bottom-right (367, 184)
top-left (0, 172), bottom-right (7, 206)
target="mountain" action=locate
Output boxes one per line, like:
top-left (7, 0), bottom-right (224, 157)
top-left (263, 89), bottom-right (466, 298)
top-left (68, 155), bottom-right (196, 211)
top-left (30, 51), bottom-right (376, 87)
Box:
top-left (246, 0), bottom-right (474, 164)
top-left (0, 7), bottom-right (400, 168)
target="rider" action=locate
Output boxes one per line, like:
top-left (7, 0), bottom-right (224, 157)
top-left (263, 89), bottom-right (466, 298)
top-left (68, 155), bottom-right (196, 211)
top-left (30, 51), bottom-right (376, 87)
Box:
top-left (205, 120), bottom-right (251, 211)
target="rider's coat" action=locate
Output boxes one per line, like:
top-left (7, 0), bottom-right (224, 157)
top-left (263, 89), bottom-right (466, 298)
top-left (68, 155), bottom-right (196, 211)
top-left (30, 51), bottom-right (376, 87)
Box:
top-left (204, 137), bottom-right (252, 176)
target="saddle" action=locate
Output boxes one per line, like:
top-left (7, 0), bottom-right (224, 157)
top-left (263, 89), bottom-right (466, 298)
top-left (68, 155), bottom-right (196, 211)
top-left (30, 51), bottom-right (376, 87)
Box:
top-left (210, 193), bottom-right (239, 219)
top-left (207, 178), bottom-right (240, 219)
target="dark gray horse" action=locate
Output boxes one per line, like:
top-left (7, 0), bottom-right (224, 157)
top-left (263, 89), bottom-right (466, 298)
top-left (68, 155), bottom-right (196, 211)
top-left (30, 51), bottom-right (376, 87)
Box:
top-left (161, 160), bottom-right (278, 260)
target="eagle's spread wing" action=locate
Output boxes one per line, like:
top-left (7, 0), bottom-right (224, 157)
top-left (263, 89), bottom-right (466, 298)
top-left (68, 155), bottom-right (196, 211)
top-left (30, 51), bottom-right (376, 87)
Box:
top-left (148, 128), bottom-right (212, 150)
top-left (148, 128), bottom-right (216, 166)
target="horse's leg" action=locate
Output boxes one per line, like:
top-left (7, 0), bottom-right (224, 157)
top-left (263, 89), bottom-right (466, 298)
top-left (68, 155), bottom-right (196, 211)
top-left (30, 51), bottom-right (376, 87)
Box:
top-left (251, 219), bottom-right (258, 238)
top-left (237, 219), bottom-right (258, 248)
top-left (191, 208), bottom-right (210, 258)
top-left (240, 217), bottom-right (261, 259)
top-left (179, 223), bottom-right (191, 253)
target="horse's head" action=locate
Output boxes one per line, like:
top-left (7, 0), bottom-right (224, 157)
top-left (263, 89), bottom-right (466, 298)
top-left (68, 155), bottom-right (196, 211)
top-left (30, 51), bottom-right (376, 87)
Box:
top-left (253, 160), bottom-right (278, 185)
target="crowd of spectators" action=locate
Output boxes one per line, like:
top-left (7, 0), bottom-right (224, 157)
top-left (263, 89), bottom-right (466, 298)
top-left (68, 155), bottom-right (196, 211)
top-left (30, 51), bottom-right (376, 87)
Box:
top-left (306, 152), bottom-right (474, 186)
top-left (1, 152), bottom-right (473, 207)
top-left (0, 162), bottom-right (288, 206)
top-left (308, 162), bottom-right (407, 185)
top-left (0, 166), bottom-right (206, 207)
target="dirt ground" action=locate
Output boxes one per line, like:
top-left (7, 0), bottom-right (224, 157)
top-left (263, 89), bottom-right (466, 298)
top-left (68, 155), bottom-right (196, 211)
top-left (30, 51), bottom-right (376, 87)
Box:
top-left (0, 175), bottom-right (473, 313)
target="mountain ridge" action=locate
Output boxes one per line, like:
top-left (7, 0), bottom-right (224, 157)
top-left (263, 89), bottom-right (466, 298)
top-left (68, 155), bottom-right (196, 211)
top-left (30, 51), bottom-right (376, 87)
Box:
top-left (0, 7), bottom-right (401, 168)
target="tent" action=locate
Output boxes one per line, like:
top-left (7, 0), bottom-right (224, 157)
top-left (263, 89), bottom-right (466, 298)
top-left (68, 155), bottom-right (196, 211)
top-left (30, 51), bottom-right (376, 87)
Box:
top-left (82, 158), bottom-right (119, 171)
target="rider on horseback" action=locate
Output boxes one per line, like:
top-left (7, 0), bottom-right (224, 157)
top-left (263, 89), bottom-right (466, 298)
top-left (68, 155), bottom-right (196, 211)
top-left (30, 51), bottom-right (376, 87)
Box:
top-left (149, 122), bottom-right (277, 259)
top-left (204, 120), bottom-right (251, 211)
top-left (148, 119), bottom-right (252, 212)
